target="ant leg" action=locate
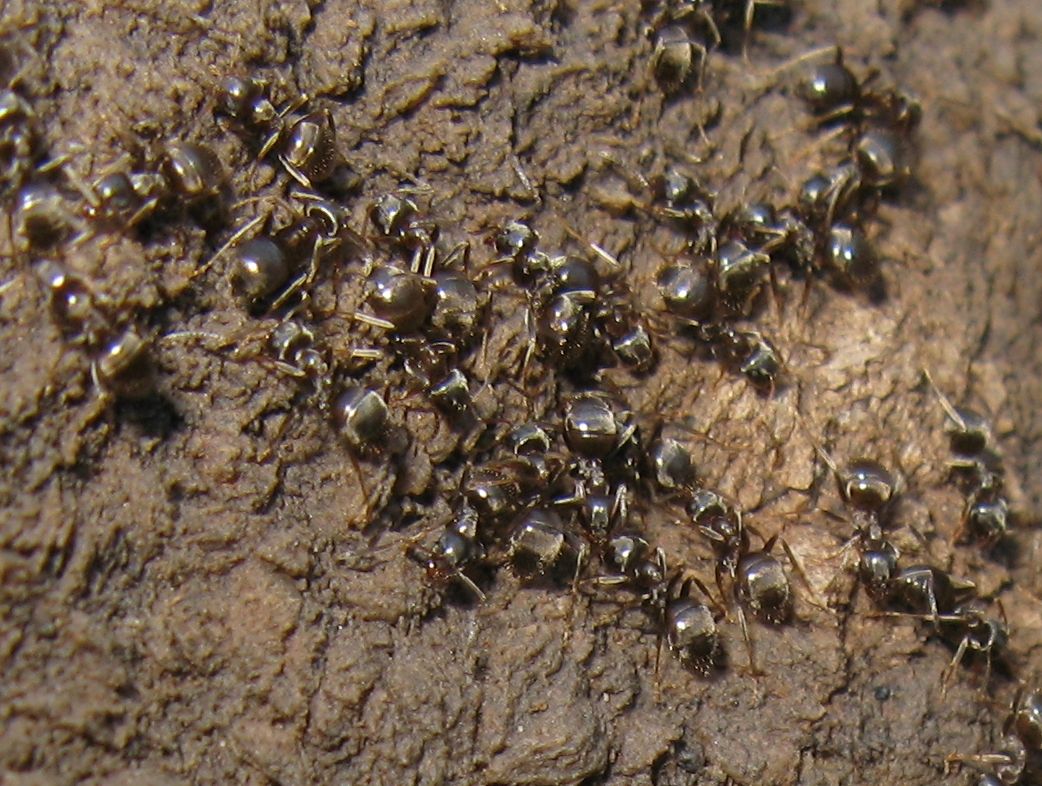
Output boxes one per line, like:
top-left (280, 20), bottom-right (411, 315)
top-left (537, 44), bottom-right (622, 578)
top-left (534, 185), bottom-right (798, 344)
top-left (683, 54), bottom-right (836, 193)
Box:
top-left (690, 574), bottom-right (724, 612)
top-left (455, 571), bottom-right (486, 602)
top-left (278, 156), bottom-right (314, 189)
top-left (780, 537), bottom-right (829, 612)
top-left (737, 604), bottom-right (761, 676)
top-left (939, 634), bottom-right (969, 699)
top-left (347, 450), bottom-right (373, 526)
top-left (741, 0), bottom-right (754, 62)
top-left (193, 213), bottom-right (267, 281)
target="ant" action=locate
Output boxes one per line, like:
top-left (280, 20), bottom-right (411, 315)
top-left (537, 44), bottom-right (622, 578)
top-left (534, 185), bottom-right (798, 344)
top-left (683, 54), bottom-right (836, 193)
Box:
top-left (0, 80), bottom-right (42, 193)
top-left (506, 506), bottom-right (589, 589)
top-left (217, 75), bottom-right (342, 189)
top-left (659, 571), bottom-right (724, 675)
top-left (923, 370), bottom-right (1010, 549)
top-left (36, 260), bottom-right (156, 402)
top-left (795, 48), bottom-right (921, 136)
top-left (688, 489), bottom-right (795, 674)
top-left (211, 193), bottom-right (362, 316)
top-left (408, 504), bottom-right (488, 601)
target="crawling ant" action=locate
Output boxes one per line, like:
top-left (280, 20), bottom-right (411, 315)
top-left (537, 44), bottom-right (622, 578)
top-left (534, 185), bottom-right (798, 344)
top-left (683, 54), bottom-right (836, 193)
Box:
top-left (564, 393), bottom-right (630, 458)
top-left (598, 160), bottom-right (716, 250)
top-left (53, 139), bottom-right (225, 238)
top-left (924, 370), bottom-right (1003, 482)
top-left (13, 181), bottom-right (79, 251)
top-left (408, 504), bottom-right (487, 601)
top-left (599, 531), bottom-right (668, 597)
top-left (222, 196), bottom-right (357, 314)
top-left (795, 49), bottom-right (921, 135)
top-left (688, 488), bottom-right (793, 673)
top-left (924, 370), bottom-right (1011, 548)
top-left (698, 324), bottom-right (784, 394)
top-left (91, 326), bottom-right (156, 400)
top-left (360, 263), bottom-right (436, 333)
top-left (655, 257), bottom-right (716, 323)
top-left (586, 532), bottom-right (724, 675)
top-left (813, 444), bottom-right (899, 530)
top-left (650, 25), bottom-right (707, 94)
top-left (933, 600), bottom-right (1009, 693)
top-left (825, 223), bottom-right (880, 289)
top-left (353, 222), bottom-right (471, 340)
top-left (460, 461), bottom-right (529, 529)
top-left (369, 193), bottom-right (439, 258)
top-left (645, 424), bottom-right (697, 494)
top-left (217, 75), bottom-right (342, 189)
top-left (546, 226), bottom-right (657, 375)
top-left (885, 562), bottom-right (976, 627)
top-left (659, 571), bottom-right (723, 674)
top-left (333, 385), bottom-right (390, 452)
top-left (36, 261), bottom-right (157, 401)
top-left (0, 87), bottom-right (41, 192)
top-left (713, 239), bottom-right (771, 315)
top-left (643, 2), bottom-right (720, 92)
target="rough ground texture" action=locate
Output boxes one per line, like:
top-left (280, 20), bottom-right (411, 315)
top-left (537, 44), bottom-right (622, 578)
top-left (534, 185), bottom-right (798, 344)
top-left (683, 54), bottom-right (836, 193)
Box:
top-left (1, 1), bottom-right (1041, 785)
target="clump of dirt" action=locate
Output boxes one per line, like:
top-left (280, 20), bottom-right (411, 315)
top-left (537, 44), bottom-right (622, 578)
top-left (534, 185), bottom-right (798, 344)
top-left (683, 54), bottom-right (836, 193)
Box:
top-left (1, 2), bottom-right (1041, 786)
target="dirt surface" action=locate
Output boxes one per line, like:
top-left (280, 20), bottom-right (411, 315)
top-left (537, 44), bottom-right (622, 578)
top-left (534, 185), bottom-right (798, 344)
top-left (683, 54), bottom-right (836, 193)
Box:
top-left (2, 1), bottom-right (1042, 785)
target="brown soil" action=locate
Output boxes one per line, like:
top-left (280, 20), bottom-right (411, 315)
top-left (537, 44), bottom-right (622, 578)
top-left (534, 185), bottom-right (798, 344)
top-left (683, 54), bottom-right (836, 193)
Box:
top-left (1, 1), bottom-right (1041, 785)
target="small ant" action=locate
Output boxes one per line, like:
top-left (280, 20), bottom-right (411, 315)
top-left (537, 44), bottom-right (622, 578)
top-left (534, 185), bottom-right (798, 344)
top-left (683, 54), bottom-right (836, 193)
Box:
top-left (408, 504), bottom-right (487, 601)
top-left (36, 261), bottom-right (156, 401)
top-left (688, 489), bottom-right (794, 674)
top-left (217, 75), bottom-right (342, 189)
top-left (659, 571), bottom-right (724, 675)
top-left (923, 370), bottom-right (1011, 549)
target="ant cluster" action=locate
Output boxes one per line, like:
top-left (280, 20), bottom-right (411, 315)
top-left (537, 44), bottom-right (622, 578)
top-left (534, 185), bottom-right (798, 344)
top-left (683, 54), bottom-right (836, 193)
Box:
top-left (4, 16), bottom-right (1036, 786)
top-left (2, 42), bottom-right (230, 401)
top-left (410, 392), bottom-right (784, 677)
top-left (813, 403), bottom-right (1041, 784)
top-left (579, 47), bottom-right (923, 398)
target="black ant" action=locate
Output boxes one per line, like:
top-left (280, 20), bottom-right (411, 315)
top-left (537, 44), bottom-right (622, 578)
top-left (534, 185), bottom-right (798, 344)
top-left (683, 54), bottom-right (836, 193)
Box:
top-left (407, 504), bottom-right (488, 601)
top-left (217, 75), bottom-right (343, 189)
top-left (688, 489), bottom-right (795, 674)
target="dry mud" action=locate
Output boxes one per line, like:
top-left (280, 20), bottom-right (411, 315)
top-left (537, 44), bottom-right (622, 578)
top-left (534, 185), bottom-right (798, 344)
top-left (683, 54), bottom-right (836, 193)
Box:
top-left (1, 1), bottom-right (1041, 785)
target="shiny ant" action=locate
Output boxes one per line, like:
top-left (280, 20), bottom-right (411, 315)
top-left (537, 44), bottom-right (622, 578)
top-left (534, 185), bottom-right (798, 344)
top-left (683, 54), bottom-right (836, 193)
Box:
top-left (217, 75), bottom-right (343, 189)
top-left (589, 532), bottom-right (725, 675)
top-left (486, 217), bottom-right (652, 377)
top-left (206, 193), bottom-right (361, 316)
top-left (0, 82), bottom-right (42, 193)
top-left (659, 571), bottom-right (724, 675)
top-left (14, 139), bottom-right (226, 253)
top-left (795, 48), bottom-right (921, 136)
top-left (594, 157), bottom-right (717, 251)
top-left (35, 260), bottom-right (157, 402)
top-left (50, 139), bottom-right (226, 241)
top-left (407, 504), bottom-right (488, 601)
top-left (923, 370), bottom-right (1010, 548)
top-left (688, 489), bottom-right (796, 674)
